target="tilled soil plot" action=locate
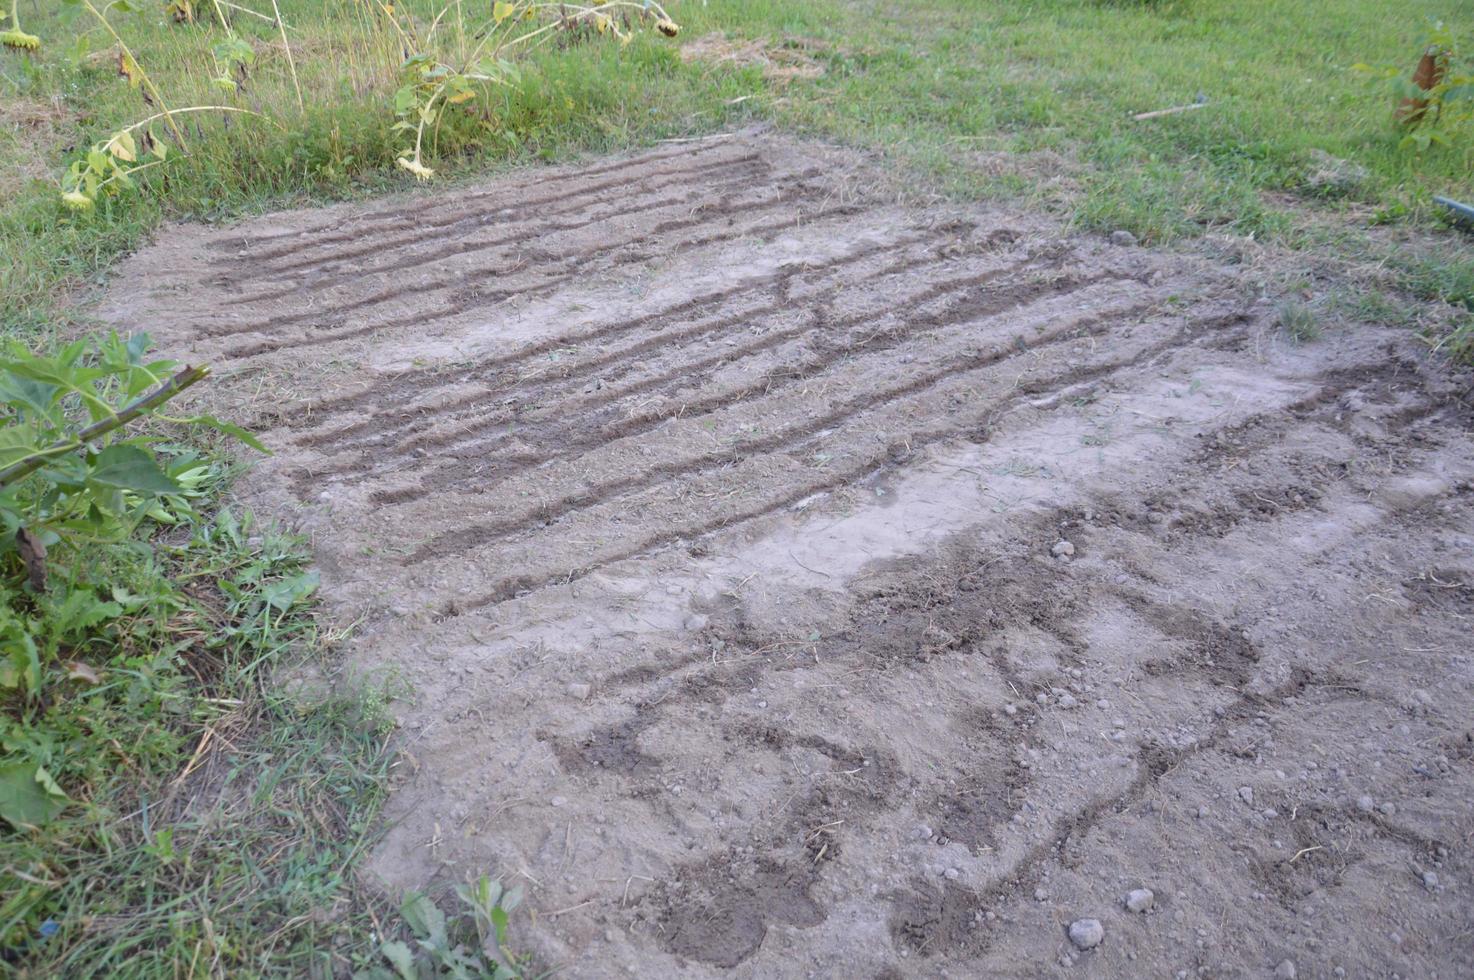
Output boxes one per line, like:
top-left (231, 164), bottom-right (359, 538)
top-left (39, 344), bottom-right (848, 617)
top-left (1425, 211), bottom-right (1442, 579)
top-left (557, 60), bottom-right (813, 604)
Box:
top-left (101, 134), bottom-right (1474, 979)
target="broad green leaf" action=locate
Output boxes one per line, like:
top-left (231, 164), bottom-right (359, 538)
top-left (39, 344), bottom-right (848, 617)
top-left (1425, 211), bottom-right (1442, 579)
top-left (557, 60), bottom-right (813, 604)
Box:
top-left (0, 762), bottom-right (68, 830)
top-left (489, 905), bottom-right (509, 947)
top-left (47, 588), bottom-right (124, 641)
top-left (259, 571), bottom-right (319, 612)
top-left (106, 131), bottom-right (137, 163)
top-left (1, 621), bottom-right (40, 693)
top-left (400, 891), bottom-right (447, 945)
top-left (379, 940), bottom-right (417, 980)
top-left (0, 426), bottom-right (45, 471)
top-left (124, 332), bottom-right (152, 365)
top-left (87, 445), bottom-right (180, 496)
top-left (183, 414), bottom-right (271, 454)
top-left (0, 372), bottom-right (62, 422)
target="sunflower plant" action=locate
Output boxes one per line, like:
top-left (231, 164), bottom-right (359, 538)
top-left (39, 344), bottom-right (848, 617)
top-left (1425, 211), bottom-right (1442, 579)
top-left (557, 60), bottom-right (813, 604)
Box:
top-left (0, 334), bottom-right (263, 697)
top-left (391, 0), bottom-right (681, 181)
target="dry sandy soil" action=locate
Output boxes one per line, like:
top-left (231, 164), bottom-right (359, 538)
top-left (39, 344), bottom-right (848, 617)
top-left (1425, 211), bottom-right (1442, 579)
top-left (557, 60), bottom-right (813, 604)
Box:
top-left (100, 133), bottom-right (1474, 979)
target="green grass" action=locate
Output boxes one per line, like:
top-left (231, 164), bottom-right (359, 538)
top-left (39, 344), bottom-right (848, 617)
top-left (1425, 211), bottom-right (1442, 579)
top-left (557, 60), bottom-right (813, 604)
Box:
top-left (1, 499), bottom-right (396, 975)
top-left (2, 0), bottom-right (1471, 331)
top-left (1, 0), bottom-right (1472, 973)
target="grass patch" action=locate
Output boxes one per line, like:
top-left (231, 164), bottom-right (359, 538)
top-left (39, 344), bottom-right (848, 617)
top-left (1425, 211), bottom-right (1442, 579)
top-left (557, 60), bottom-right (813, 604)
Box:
top-left (2, 501), bottom-right (395, 974)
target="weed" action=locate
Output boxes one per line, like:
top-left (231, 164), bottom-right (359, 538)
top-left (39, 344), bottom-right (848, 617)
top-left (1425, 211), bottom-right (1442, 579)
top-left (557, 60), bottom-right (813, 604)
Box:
top-left (1277, 300), bottom-right (1323, 343)
top-left (1, 509), bottom-right (396, 974)
top-left (358, 878), bottom-right (535, 979)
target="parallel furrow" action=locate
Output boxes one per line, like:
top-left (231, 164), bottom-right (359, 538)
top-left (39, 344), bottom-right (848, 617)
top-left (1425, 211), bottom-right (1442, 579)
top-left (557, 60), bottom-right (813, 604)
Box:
top-left (209, 137), bottom-right (740, 257)
top-left (291, 231), bottom-right (984, 464)
top-left (434, 308), bottom-right (1250, 613)
top-left (227, 154), bottom-right (770, 290)
top-left (271, 225), bottom-right (966, 439)
top-left (203, 180), bottom-right (809, 338)
top-left (407, 286), bottom-right (1169, 565)
top-left (218, 200), bottom-right (862, 360)
top-left (366, 261), bottom-right (1099, 505)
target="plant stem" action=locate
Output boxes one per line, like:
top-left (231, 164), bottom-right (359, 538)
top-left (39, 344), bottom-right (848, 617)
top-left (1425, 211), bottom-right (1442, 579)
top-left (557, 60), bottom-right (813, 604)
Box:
top-left (269, 0), bottom-right (304, 114)
top-left (79, 0), bottom-right (188, 150)
top-left (0, 365), bottom-right (210, 489)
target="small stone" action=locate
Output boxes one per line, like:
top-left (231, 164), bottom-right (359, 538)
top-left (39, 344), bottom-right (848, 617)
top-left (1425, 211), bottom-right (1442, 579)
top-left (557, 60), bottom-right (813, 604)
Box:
top-left (1058, 693), bottom-right (1079, 710)
top-left (1262, 808), bottom-right (1279, 819)
top-left (566, 682), bottom-right (591, 701)
top-left (913, 824), bottom-right (933, 841)
top-left (1422, 870), bottom-right (1439, 890)
top-left (1196, 806), bottom-right (1209, 819)
top-left (1357, 794), bottom-right (1375, 812)
top-left (1051, 540), bottom-right (1076, 559)
top-left (1379, 802), bottom-right (1396, 817)
top-left (1067, 918), bottom-right (1104, 950)
top-left (1274, 959), bottom-right (1297, 979)
top-left (1003, 703), bottom-right (1018, 716)
top-left (1035, 887), bottom-right (1050, 902)
top-left (550, 795), bottom-right (568, 808)
top-left (1110, 230), bottom-right (1139, 247)
top-left (944, 867), bottom-right (960, 880)
top-left (1238, 786), bottom-right (1254, 806)
top-left (1125, 888), bottom-right (1155, 913)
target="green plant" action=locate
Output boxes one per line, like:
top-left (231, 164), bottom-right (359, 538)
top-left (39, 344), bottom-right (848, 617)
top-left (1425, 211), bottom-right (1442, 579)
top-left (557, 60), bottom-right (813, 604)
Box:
top-left (0, 333), bottom-right (259, 697)
top-left (390, 0), bottom-right (680, 180)
top-left (1277, 299), bottom-right (1322, 343)
top-left (359, 877), bottom-right (532, 980)
top-left (1356, 20), bottom-right (1473, 152)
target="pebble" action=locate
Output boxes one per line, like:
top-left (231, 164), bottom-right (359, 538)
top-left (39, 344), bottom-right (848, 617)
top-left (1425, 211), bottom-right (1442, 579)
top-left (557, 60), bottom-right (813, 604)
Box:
top-left (1067, 918), bottom-right (1104, 950)
top-left (944, 868), bottom-right (960, 880)
top-left (1125, 888), bottom-right (1155, 913)
top-left (1058, 693), bottom-right (1079, 710)
top-left (1051, 540), bottom-right (1076, 559)
top-left (1356, 794), bottom-right (1375, 812)
top-left (1379, 802), bottom-right (1397, 817)
top-left (913, 824), bottom-right (933, 841)
top-left (567, 682), bottom-right (592, 701)
top-left (1003, 703), bottom-right (1018, 716)
top-left (1238, 786), bottom-right (1254, 806)
top-left (1422, 870), bottom-right (1439, 890)
top-left (1035, 887), bottom-right (1050, 902)
top-left (550, 796), bottom-right (568, 808)
top-left (1110, 230), bottom-right (1139, 247)
top-left (1274, 959), bottom-right (1297, 979)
